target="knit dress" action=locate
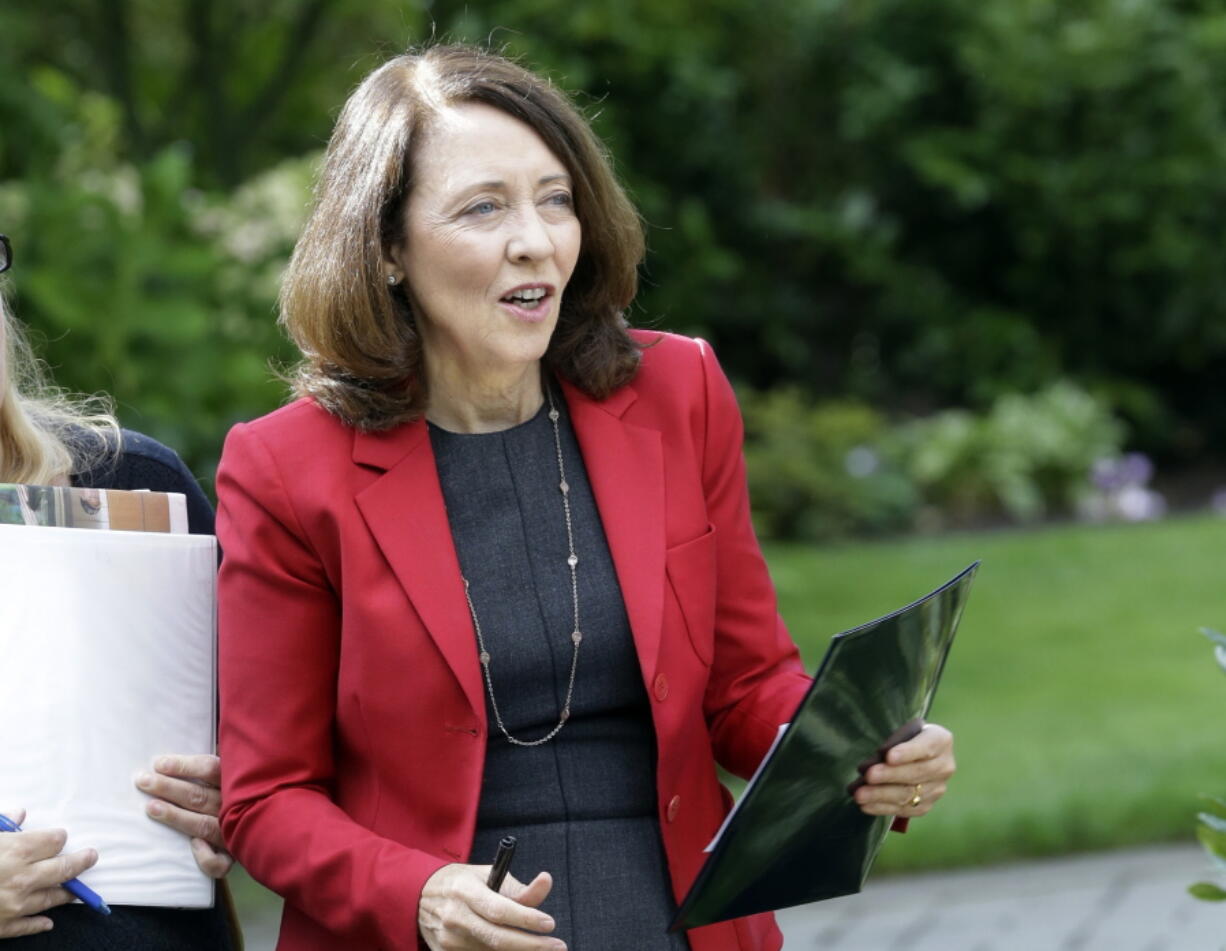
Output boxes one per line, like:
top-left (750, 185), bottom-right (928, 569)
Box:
top-left (430, 393), bottom-right (691, 951)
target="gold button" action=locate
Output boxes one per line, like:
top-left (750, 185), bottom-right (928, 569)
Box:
top-left (654, 674), bottom-right (669, 701)
top-left (667, 795), bottom-right (681, 822)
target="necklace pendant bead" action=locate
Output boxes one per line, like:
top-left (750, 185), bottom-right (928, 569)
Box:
top-left (479, 651), bottom-right (490, 666)
top-left (572, 630), bottom-right (582, 645)
top-left (567, 554), bottom-right (578, 567)
top-left (548, 409), bottom-right (560, 422)
top-left (560, 708), bottom-right (570, 721)
top-left (559, 480), bottom-right (569, 494)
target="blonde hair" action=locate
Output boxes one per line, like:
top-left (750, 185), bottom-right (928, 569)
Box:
top-left (281, 44), bottom-right (646, 431)
top-left (0, 290), bottom-right (119, 484)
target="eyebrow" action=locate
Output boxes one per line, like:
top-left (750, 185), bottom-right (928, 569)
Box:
top-left (466, 174), bottom-right (572, 191)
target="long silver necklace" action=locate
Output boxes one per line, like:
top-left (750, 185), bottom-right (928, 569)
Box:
top-left (461, 385), bottom-right (582, 747)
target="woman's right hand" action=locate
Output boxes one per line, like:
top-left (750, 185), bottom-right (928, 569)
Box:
top-left (418, 863), bottom-right (565, 950)
top-left (0, 809), bottom-right (99, 939)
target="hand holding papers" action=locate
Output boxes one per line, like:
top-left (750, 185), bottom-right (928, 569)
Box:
top-left (0, 486), bottom-right (216, 908)
top-left (671, 563), bottom-right (978, 931)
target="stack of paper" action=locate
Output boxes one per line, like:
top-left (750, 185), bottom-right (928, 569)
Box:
top-left (0, 483), bottom-right (189, 533)
top-left (0, 486), bottom-right (216, 908)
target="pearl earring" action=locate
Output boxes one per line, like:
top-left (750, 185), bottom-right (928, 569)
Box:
top-left (387, 274), bottom-right (399, 286)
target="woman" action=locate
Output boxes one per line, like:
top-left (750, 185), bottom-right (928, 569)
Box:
top-left (0, 233), bottom-right (236, 948)
top-left (216, 45), bottom-right (956, 951)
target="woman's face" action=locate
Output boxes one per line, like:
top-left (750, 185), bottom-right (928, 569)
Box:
top-left (389, 102), bottom-right (582, 382)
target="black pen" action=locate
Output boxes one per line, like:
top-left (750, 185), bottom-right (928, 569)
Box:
top-left (486, 835), bottom-right (517, 892)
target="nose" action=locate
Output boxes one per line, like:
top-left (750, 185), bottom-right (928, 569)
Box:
top-left (506, 204), bottom-right (555, 263)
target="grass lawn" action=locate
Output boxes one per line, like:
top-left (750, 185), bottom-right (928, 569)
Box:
top-left (765, 513), bottom-right (1224, 873)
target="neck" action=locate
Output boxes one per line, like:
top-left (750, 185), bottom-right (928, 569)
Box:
top-left (424, 360), bottom-right (545, 434)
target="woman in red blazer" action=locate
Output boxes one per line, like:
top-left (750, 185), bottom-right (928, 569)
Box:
top-left (216, 46), bottom-right (955, 951)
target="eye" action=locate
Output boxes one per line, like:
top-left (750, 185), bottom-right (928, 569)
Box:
top-left (545, 192), bottom-right (574, 208)
top-left (465, 200), bottom-right (499, 216)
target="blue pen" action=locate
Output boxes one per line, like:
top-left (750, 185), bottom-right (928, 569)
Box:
top-left (0, 813), bottom-right (111, 915)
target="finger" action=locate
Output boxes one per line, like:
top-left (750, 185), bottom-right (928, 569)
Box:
top-left (855, 782), bottom-right (946, 817)
top-left (152, 754), bottom-right (221, 787)
top-left (885, 724), bottom-right (952, 766)
top-left (470, 876), bottom-right (556, 934)
top-left (27, 848), bottom-right (99, 891)
top-left (144, 799), bottom-right (223, 848)
top-left (0, 915), bottom-right (55, 938)
top-left (5, 828), bottom-right (70, 864)
top-left (136, 771), bottom-right (222, 818)
top-left (864, 757), bottom-right (954, 786)
top-left (0, 807), bottom-right (27, 826)
top-left (505, 870), bottom-right (554, 909)
top-left (427, 895), bottom-right (561, 950)
top-left (190, 838), bottom-right (234, 879)
top-left (18, 885), bottom-right (76, 917)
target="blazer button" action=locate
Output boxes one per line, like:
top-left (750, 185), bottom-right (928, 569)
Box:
top-left (653, 674), bottom-right (669, 702)
top-left (666, 795), bottom-right (681, 823)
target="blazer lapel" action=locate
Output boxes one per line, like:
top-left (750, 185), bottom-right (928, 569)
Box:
top-left (562, 380), bottom-right (667, 678)
top-left (352, 421), bottom-right (486, 722)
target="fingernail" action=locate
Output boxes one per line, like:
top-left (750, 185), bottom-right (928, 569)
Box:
top-left (147, 801), bottom-right (164, 817)
top-left (155, 757), bottom-right (173, 771)
top-left (136, 772), bottom-right (154, 789)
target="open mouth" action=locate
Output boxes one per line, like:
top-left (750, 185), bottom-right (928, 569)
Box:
top-left (501, 287), bottom-right (549, 311)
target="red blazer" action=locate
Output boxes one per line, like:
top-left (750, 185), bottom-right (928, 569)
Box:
top-left (216, 332), bottom-right (812, 951)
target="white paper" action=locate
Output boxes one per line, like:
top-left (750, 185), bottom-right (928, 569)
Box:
top-left (0, 524), bottom-right (217, 907)
top-left (704, 722), bottom-right (790, 853)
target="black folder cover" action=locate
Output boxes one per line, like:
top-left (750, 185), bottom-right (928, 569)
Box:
top-left (669, 562), bottom-right (979, 931)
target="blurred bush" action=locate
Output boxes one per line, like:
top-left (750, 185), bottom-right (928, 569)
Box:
top-left (742, 381), bottom-right (1126, 540)
top-left (899, 382), bottom-right (1126, 528)
top-left (741, 388), bottom-right (918, 541)
top-left (3, 0), bottom-right (1225, 486)
top-left (0, 69), bottom-right (311, 484)
top-left (1189, 628), bottom-right (1226, 902)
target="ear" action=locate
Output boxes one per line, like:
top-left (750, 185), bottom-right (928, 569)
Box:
top-left (382, 245), bottom-right (404, 287)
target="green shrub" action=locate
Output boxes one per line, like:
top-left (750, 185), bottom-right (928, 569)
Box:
top-left (740, 387), bottom-right (918, 541)
top-left (897, 381), bottom-right (1125, 527)
top-left (0, 78), bottom-right (310, 488)
top-left (1190, 628), bottom-right (1226, 903)
top-left (740, 380), bottom-right (1126, 540)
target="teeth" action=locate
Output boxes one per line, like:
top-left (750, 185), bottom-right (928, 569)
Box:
top-left (507, 287), bottom-right (546, 302)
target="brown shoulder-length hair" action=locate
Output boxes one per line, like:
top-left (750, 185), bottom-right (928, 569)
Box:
top-left (280, 44), bottom-right (646, 430)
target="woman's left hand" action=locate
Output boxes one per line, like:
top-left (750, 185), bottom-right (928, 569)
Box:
top-left (853, 723), bottom-right (955, 818)
top-left (134, 754), bottom-right (233, 879)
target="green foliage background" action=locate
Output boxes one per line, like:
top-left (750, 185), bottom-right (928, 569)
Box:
top-left (2, 0), bottom-right (1225, 489)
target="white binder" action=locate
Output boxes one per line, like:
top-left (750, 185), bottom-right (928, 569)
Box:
top-left (0, 523), bottom-right (217, 908)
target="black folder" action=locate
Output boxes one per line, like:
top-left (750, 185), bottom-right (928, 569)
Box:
top-left (669, 562), bottom-right (979, 931)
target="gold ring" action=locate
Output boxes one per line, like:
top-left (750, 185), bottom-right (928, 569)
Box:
top-left (908, 783), bottom-right (923, 807)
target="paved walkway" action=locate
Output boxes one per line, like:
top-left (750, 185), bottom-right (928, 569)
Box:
top-left (236, 843), bottom-right (1223, 949)
top-left (776, 843), bottom-right (1222, 950)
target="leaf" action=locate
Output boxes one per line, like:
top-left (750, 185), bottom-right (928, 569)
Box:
top-left (1200, 628), bottom-right (1226, 650)
top-left (1199, 795), bottom-right (1226, 819)
top-left (1197, 812), bottom-right (1226, 834)
top-left (1196, 821), bottom-right (1226, 859)
top-left (1188, 882), bottom-right (1226, 901)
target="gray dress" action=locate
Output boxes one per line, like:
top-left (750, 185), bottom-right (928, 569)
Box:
top-left (430, 392), bottom-right (691, 951)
